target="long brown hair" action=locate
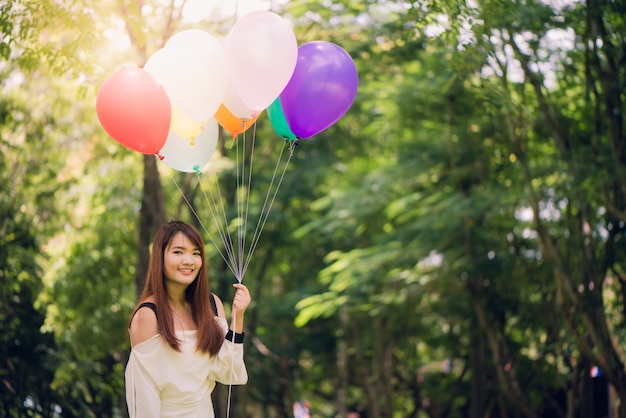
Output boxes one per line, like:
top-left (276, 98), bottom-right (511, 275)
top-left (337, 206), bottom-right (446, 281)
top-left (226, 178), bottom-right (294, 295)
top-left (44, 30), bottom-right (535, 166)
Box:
top-left (132, 220), bottom-right (224, 355)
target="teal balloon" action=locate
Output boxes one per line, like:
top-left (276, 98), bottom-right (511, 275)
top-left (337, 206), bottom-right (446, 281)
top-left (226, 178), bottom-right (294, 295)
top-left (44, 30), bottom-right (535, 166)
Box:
top-left (267, 98), bottom-right (297, 140)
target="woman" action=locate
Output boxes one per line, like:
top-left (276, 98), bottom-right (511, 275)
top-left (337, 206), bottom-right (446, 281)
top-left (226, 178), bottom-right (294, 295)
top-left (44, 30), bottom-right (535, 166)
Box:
top-left (125, 220), bottom-right (250, 418)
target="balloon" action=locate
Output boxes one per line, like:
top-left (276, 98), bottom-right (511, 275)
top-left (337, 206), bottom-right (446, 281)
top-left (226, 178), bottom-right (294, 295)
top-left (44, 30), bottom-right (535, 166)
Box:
top-left (267, 98), bottom-right (296, 140)
top-left (226, 11), bottom-right (297, 111)
top-left (145, 30), bottom-right (228, 121)
top-left (214, 104), bottom-right (259, 137)
top-left (222, 82), bottom-right (257, 120)
top-left (96, 67), bottom-right (171, 154)
top-left (170, 104), bottom-right (205, 140)
top-left (280, 41), bottom-right (359, 139)
top-left (159, 119), bottom-right (219, 172)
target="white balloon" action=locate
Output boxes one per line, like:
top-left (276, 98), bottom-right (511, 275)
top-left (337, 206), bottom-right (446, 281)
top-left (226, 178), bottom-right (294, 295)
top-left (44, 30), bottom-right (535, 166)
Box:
top-left (159, 118), bottom-right (219, 173)
top-left (165, 29), bottom-right (213, 50)
top-left (145, 30), bottom-right (228, 121)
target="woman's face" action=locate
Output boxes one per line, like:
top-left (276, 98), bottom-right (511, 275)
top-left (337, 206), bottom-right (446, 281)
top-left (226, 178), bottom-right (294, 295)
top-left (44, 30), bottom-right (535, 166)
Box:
top-left (163, 231), bottom-right (203, 289)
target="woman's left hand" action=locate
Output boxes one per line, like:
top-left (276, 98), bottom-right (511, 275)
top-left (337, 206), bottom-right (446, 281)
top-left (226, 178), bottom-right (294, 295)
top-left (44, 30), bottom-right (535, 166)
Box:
top-left (232, 283), bottom-right (251, 316)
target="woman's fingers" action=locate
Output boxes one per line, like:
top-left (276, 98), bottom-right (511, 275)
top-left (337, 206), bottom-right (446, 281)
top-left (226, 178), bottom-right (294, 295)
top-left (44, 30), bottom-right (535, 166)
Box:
top-left (232, 283), bottom-right (251, 312)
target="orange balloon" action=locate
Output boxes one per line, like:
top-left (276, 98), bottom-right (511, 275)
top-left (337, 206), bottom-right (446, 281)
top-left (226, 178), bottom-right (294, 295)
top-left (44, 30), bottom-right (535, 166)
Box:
top-left (214, 104), bottom-right (259, 137)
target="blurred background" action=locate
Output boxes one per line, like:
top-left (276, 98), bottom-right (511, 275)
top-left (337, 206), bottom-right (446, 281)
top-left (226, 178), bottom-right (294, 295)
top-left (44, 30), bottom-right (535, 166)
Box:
top-left (1, 0), bottom-right (625, 417)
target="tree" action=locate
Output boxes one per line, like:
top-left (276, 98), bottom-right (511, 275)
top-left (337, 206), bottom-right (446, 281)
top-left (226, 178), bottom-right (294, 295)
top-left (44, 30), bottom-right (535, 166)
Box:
top-left (0, 1), bottom-right (99, 415)
top-left (10, 0), bottom-right (626, 416)
top-left (440, 0), bottom-right (626, 415)
top-left (294, 0), bottom-right (626, 417)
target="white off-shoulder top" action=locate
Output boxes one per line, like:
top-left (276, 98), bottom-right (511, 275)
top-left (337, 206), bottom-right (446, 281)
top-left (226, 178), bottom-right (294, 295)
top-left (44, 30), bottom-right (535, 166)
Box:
top-left (125, 316), bottom-right (247, 418)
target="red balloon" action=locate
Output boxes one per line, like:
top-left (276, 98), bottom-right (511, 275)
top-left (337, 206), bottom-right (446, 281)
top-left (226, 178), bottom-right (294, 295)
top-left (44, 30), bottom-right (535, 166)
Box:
top-left (96, 68), bottom-right (171, 154)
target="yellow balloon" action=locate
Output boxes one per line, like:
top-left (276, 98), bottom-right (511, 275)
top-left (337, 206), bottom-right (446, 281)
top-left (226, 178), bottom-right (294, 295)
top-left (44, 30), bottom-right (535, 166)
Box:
top-left (170, 104), bottom-right (205, 140)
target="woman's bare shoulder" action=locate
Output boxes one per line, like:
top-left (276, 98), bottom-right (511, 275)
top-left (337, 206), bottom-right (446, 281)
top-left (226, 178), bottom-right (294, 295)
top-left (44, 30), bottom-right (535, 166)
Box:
top-left (129, 298), bottom-right (159, 347)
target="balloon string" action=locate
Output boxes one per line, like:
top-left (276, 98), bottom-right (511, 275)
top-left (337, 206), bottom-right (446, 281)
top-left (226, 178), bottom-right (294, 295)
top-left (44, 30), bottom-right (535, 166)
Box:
top-left (241, 139), bottom-right (295, 278)
top-left (235, 128), bottom-right (248, 281)
top-left (239, 123), bottom-right (258, 282)
top-left (237, 125), bottom-right (247, 283)
top-left (189, 123), bottom-right (256, 284)
top-left (226, 308), bottom-right (236, 418)
top-left (167, 172), bottom-right (238, 279)
top-left (169, 121), bottom-right (294, 286)
top-left (195, 170), bottom-right (240, 279)
top-left (235, 131), bottom-right (243, 279)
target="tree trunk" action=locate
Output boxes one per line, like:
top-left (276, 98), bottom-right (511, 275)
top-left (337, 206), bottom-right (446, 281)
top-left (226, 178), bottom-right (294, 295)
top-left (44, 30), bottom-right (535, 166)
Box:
top-left (472, 296), bottom-right (538, 418)
top-left (353, 317), bottom-right (381, 418)
top-left (336, 306), bottom-right (349, 417)
top-left (134, 154), bottom-right (165, 296)
top-left (468, 311), bottom-right (485, 418)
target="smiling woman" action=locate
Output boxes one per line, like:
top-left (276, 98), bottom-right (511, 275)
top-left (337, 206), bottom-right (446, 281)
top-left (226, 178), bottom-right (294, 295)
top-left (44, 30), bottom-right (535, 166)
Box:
top-left (125, 220), bottom-right (252, 418)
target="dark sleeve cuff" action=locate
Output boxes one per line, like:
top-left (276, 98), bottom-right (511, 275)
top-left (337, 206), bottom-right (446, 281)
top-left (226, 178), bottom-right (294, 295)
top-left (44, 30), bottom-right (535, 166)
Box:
top-left (225, 330), bottom-right (245, 344)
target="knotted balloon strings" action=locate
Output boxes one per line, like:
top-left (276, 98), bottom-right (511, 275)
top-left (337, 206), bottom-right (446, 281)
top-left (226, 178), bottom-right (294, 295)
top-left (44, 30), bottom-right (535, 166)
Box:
top-left (239, 138), bottom-right (298, 279)
top-left (182, 134), bottom-right (297, 283)
top-left (234, 121), bottom-right (254, 282)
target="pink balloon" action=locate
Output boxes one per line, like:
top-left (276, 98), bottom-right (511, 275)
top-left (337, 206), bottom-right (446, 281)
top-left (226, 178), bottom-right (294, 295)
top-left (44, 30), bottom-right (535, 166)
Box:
top-left (226, 11), bottom-right (297, 112)
top-left (96, 68), bottom-right (171, 154)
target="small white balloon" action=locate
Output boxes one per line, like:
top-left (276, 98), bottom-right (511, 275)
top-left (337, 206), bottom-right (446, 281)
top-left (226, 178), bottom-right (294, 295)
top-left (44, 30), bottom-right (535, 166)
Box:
top-left (159, 118), bottom-right (219, 173)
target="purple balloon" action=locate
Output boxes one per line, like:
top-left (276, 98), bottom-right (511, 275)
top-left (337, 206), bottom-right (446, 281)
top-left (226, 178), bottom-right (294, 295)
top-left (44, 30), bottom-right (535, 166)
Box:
top-left (280, 41), bottom-right (359, 139)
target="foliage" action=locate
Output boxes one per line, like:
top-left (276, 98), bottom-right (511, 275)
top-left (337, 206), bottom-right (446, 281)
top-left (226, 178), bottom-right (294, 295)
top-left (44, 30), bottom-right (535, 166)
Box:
top-left (0, 56), bottom-right (70, 418)
top-left (0, 199), bottom-right (59, 416)
top-left (3, 0), bottom-right (626, 417)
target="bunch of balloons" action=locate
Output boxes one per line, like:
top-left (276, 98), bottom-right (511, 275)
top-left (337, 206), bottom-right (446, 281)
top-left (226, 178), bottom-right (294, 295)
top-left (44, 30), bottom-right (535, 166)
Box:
top-left (96, 11), bottom-right (359, 173)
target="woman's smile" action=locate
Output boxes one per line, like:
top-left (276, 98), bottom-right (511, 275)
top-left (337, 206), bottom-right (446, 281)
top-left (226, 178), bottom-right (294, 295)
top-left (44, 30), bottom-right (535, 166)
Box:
top-left (164, 232), bottom-right (203, 286)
